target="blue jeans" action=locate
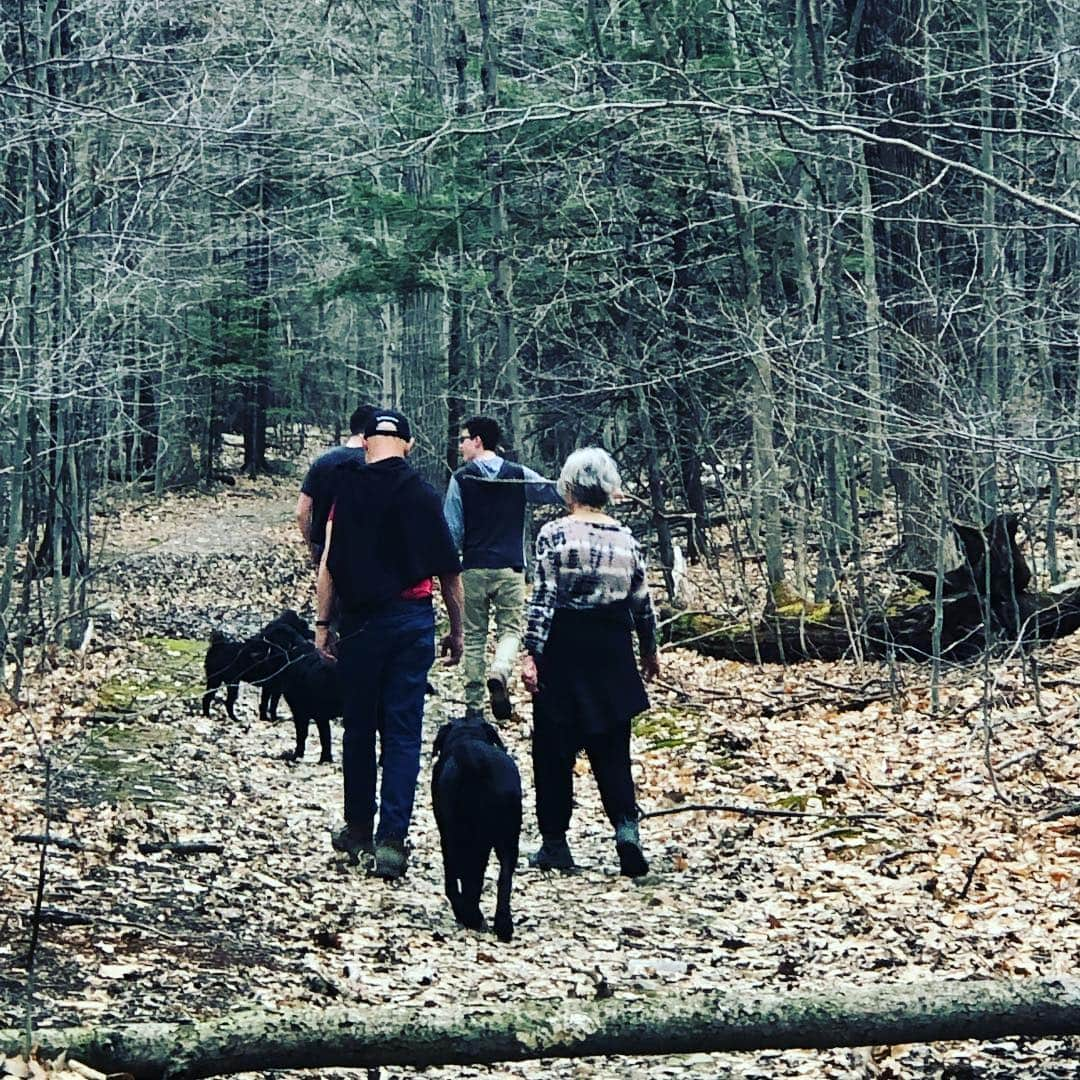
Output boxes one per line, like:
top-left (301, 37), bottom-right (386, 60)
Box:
top-left (337, 601), bottom-right (435, 841)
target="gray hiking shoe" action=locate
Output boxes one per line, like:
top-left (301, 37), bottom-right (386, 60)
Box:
top-left (331, 823), bottom-right (374, 862)
top-left (528, 836), bottom-right (575, 871)
top-left (373, 838), bottom-right (408, 880)
top-left (615, 820), bottom-right (648, 877)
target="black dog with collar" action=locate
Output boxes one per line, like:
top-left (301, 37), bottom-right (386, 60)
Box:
top-left (431, 717), bottom-right (522, 942)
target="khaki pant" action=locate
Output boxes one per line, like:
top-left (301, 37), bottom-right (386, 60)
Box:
top-left (462, 567), bottom-right (526, 710)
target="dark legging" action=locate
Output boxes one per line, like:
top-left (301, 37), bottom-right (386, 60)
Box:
top-left (532, 713), bottom-right (636, 838)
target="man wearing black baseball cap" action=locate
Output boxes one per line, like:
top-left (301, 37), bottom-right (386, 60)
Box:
top-left (315, 407), bottom-right (464, 880)
top-left (296, 403), bottom-right (376, 569)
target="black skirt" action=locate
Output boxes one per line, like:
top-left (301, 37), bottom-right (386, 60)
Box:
top-left (533, 602), bottom-right (649, 745)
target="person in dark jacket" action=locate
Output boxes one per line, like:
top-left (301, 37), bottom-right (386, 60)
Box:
top-left (316, 408), bottom-right (464, 880)
top-left (296, 403), bottom-right (376, 569)
top-left (521, 447), bottom-right (660, 878)
top-left (442, 416), bottom-right (562, 721)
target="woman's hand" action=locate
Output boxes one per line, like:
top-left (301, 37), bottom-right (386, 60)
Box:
top-left (521, 654), bottom-right (540, 695)
top-left (641, 652), bottom-right (660, 682)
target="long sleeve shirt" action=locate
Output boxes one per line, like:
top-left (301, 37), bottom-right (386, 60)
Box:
top-left (524, 517), bottom-right (657, 658)
top-left (442, 455), bottom-right (563, 564)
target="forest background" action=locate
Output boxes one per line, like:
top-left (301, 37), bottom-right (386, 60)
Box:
top-left (1, 0), bottom-right (1080, 1075)
top-left (2, 0), bottom-right (1078, 666)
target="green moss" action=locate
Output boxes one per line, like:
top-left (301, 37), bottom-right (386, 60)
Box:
top-left (822, 828), bottom-right (865, 841)
top-left (669, 599), bottom-right (839, 645)
top-left (774, 600), bottom-right (833, 622)
top-left (887, 585), bottom-right (930, 613)
top-left (74, 636), bottom-right (207, 806)
top-left (712, 757), bottom-right (741, 771)
top-left (666, 612), bottom-right (744, 642)
top-left (96, 678), bottom-right (148, 711)
top-left (770, 581), bottom-right (806, 609)
top-left (633, 705), bottom-right (703, 750)
top-left (773, 792), bottom-right (816, 812)
top-left (95, 637), bottom-right (206, 713)
top-left (145, 636), bottom-right (207, 657)
top-left (75, 722), bottom-right (183, 806)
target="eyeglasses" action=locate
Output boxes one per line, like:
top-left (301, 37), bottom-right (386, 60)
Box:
top-left (459, 434), bottom-right (473, 442)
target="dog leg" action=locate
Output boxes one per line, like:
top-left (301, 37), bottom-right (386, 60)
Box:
top-left (315, 717), bottom-right (333, 764)
top-left (201, 685), bottom-right (217, 717)
top-left (457, 846), bottom-right (490, 932)
top-left (287, 714), bottom-right (310, 761)
top-left (225, 682), bottom-right (239, 722)
top-left (493, 858), bottom-right (514, 943)
top-left (439, 833), bottom-right (465, 922)
top-left (493, 828), bottom-right (519, 943)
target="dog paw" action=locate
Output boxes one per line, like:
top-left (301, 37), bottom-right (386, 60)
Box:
top-left (494, 918), bottom-right (513, 943)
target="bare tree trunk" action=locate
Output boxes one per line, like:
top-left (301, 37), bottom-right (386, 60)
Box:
top-left (848, 0), bottom-right (939, 566)
top-left (857, 153), bottom-right (885, 501)
top-left (633, 385), bottom-right (676, 600)
top-left (723, 123), bottom-right (784, 594)
top-left (446, 15), bottom-right (470, 478)
top-left (478, 0), bottom-right (520, 447)
top-left (398, 0), bottom-right (449, 488)
top-left (1, 0), bottom-right (50, 680)
top-left (670, 204), bottom-right (709, 563)
top-left (240, 160), bottom-right (270, 477)
top-left (975, 0), bottom-right (1000, 518)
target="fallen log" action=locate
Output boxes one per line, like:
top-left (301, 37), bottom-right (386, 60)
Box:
top-left (666, 586), bottom-right (1080, 663)
top-left (2, 978), bottom-right (1078, 1078)
top-left (667, 514), bottom-right (1080, 663)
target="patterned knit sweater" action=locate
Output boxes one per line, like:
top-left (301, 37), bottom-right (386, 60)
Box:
top-left (524, 516), bottom-right (657, 657)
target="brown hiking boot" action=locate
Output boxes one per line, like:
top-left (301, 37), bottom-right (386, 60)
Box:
top-left (487, 673), bottom-right (512, 721)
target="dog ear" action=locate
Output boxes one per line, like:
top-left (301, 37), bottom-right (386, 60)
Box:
top-left (482, 723), bottom-right (507, 751)
top-left (433, 723), bottom-right (451, 756)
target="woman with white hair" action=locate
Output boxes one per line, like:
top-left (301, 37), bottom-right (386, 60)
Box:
top-left (522, 447), bottom-right (660, 877)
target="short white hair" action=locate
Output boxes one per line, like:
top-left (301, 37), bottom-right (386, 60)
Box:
top-left (557, 447), bottom-right (621, 508)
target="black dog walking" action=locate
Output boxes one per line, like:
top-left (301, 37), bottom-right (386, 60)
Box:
top-left (202, 611), bottom-right (338, 763)
top-left (431, 717), bottom-right (521, 942)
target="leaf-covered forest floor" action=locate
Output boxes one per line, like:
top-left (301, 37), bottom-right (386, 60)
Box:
top-left (2, 460), bottom-right (1079, 1079)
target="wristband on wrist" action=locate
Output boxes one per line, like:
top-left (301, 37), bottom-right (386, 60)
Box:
top-left (315, 620), bottom-right (331, 629)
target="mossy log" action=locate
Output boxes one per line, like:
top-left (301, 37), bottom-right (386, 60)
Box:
top-left (667, 515), bottom-right (1080, 664)
top-left (666, 586), bottom-right (1080, 663)
top-left (2, 979), bottom-right (1078, 1078)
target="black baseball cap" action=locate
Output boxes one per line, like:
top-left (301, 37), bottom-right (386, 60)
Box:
top-left (364, 409), bottom-right (412, 441)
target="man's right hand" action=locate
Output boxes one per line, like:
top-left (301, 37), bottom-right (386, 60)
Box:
top-left (440, 631), bottom-right (463, 665)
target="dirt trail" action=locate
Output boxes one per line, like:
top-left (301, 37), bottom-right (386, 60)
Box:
top-left (92, 474), bottom-right (317, 642)
top-left (2, 473), bottom-right (1078, 1079)
top-left (102, 479), bottom-right (295, 560)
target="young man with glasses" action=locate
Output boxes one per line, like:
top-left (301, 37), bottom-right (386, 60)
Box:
top-left (442, 417), bottom-right (562, 721)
